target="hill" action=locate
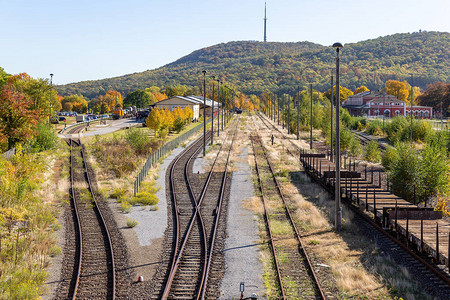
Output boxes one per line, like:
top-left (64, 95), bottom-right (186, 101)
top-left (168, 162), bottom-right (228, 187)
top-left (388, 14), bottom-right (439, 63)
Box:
top-left (56, 31), bottom-right (450, 99)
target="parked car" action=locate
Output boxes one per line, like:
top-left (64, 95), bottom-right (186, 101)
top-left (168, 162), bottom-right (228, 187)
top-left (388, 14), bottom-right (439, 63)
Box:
top-left (59, 117), bottom-right (67, 122)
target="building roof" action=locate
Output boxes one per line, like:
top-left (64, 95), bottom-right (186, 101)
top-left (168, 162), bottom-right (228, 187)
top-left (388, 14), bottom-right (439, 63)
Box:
top-left (186, 95), bottom-right (221, 108)
top-left (367, 98), bottom-right (405, 104)
top-left (155, 96), bottom-right (201, 105)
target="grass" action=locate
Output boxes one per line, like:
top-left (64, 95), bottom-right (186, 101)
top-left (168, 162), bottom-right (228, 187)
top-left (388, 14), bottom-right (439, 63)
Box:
top-left (126, 218), bottom-right (139, 228)
top-left (244, 113), bottom-right (430, 299)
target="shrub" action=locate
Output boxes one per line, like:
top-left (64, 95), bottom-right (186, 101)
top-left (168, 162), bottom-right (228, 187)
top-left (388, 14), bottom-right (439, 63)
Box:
top-left (340, 129), bottom-right (353, 151)
top-left (124, 127), bottom-right (151, 155)
top-left (381, 146), bottom-right (398, 170)
top-left (364, 141), bottom-right (381, 162)
top-left (349, 136), bottom-right (363, 157)
top-left (126, 218), bottom-right (139, 228)
top-left (110, 188), bottom-right (127, 199)
top-left (366, 120), bottom-right (383, 136)
top-left (31, 123), bottom-right (58, 152)
top-left (173, 117), bottom-right (184, 133)
top-left (386, 116), bottom-right (408, 143)
top-left (120, 202), bottom-right (131, 213)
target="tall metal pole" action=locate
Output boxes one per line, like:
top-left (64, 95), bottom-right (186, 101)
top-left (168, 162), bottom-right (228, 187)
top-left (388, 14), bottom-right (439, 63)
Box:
top-left (277, 94), bottom-right (280, 125)
top-left (282, 94), bottom-right (285, 129)
top-left (310, 83), bottom-right (313, 149)
top-left (202, 70), bottom-right (206, 156)
top-left (410, 75), bottom-right (414, 144)
top-left (297, 86), bottom-right (300, 140)
top-left (333, 42), bottom-right (343, 231)
top-left (382, 90), bottom-right (386, 134)
top-left (221, 81), bottom-right (224, 131)
top-left (287, 95), bottom-right (290, 134)
top-left (49, 73), bottom-right (54, 124)
top-left (211, 76), bottom-right (215, 145)
top-left (217, 79), bottom-right (220, 136)
top-left (330, 73), bottom-right (334, 162)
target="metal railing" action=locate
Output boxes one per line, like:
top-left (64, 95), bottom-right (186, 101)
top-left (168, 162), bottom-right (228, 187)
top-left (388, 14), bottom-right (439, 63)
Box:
top-left (60, 115), bottom-right (110, 134)
top-left (134, 119), bottom-right (212, 195)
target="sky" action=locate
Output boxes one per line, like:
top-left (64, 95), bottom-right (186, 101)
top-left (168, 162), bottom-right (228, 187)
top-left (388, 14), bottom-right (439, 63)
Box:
top-left (1, 0), bottom-right (449, 85)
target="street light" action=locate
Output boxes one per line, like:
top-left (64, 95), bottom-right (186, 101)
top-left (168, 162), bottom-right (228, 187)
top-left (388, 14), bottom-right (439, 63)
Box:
top-left (211, 76), bottom-right (215, 145)
top-left (49, 73), bottom-right (54, 124)
top-left (333, 42), bottom-right (343, 231)
top-left (296, 86), bottom-right (300, 140)
top-left (309, 83), bottom-right (313, 149)
top-left (330, 71), bottom-right (334, 162)
top-left (202, 70), bottom-right (207, 156)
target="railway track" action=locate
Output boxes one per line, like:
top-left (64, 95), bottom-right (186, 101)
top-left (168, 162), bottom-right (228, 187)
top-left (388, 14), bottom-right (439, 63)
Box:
top-left (351, 130), bottom-right (387, 151)
top-left (250, 133), bottom-right (325, 299)
top-left (256, 110), bottom-right (450, 297)
top-left (60, 138), bottom-right (116, 299)
top-left (156, 118), bottom-right (239, 299)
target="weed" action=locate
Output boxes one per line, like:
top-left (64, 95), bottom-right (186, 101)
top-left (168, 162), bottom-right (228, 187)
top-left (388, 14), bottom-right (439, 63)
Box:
top-left (126, 218), bottom-right (139, 228)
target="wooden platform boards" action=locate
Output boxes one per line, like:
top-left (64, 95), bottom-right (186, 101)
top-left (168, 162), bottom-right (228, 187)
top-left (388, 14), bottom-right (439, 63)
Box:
top-left (300, 150), bottom-right (450, 268)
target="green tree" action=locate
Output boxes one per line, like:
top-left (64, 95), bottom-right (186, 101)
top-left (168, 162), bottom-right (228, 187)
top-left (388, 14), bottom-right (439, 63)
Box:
top-left (124, 89), bottom-right (151, 108)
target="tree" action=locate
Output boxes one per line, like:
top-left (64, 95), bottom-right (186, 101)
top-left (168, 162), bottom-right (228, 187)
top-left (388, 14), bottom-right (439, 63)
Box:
top-left (9, 73), bottom-right (59, 120)
top-left (385, 80), bottom-right (410, 102)
top-left (323, 85), bottom-right (353, 102)
top-left (354, 85), bottom-right (370, 94)
top-left (124, 90), bottom-right (151, 108)
top-left (97, 90), bottom-right (123, 112)
top-left (146, 108), bottom-right (164, 136)
top-left (61, 94), bottom-right (88, 113)
top-left (0, 84), bottom-right (39, 149)
top-left (416, 82), bottom-right (450, 116)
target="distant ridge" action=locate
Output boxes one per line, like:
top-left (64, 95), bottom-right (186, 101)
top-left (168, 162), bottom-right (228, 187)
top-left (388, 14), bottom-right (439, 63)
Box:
top-left (56, 31), bottom-right (450, 99)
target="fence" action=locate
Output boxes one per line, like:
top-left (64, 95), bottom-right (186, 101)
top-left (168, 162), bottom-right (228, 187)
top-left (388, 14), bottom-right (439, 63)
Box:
top-left (134, 119), bottom-right (212, 195)
top-left (60, 115), bottom-right (109, 134)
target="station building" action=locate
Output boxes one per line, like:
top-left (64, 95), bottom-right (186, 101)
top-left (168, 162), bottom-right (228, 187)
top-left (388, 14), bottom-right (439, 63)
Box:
top-left (154, 95), bottom-right (220, 120)
top-left (342, 91), bottom-right (432, 119)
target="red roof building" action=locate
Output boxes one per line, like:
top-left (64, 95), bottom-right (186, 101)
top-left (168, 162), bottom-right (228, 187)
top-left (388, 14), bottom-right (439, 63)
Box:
top-left (342, 91), bottom-right (432, 119)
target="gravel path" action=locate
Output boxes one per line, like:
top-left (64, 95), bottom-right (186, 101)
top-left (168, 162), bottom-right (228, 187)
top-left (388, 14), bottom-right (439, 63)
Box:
top-left (219, 145), bottom-right (265, 300)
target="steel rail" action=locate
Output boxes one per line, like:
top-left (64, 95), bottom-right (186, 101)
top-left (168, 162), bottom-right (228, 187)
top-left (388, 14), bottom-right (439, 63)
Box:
top-left (254, 133), bottom-right (326, 299)
top-left (250, 135), bottom-right (286, 299)
top-left (162, 132), bottom-right (212, 299)
top-left (164, 133), bottom-right (207, 299)
top-left (200, 117), bottom-right (241, 299)
top-left (79, 140), bottom-right (116, 300)
top-left (69, 139), bottom-right (83, 300)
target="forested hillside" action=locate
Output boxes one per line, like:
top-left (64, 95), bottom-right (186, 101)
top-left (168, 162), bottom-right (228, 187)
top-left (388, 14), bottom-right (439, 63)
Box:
top-left (56, 31), bottom-right (449, 99)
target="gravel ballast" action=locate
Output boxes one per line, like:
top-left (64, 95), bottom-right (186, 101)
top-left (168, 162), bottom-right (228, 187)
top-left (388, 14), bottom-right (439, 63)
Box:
top-left (219, 145), bottom-right (265, 299)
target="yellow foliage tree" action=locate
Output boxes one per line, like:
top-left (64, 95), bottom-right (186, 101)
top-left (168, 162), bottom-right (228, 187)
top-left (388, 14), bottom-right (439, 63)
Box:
top-left (161, 108), bottom-right (174, 130)
top-left (98, 90), bottom-right (123, 112)
top-left (354, 85), bottom-right (370, 94)
top-left (385, 80), bottom-right (410, 102)
top-left (183, 107), bottom-right (193, 121)
top-left (146, 108), bottom-right (164, 136)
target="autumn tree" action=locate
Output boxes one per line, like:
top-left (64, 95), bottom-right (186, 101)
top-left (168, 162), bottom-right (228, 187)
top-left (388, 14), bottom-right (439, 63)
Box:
top-left (385, 80), bottom-right (410, 102)
top-left (416, 82), bottom-right (450, 116)
top-left (8, 73), bottom-right (59, 120)
top-left (323, 85), bottom-right (353, 102)
top-left (354, 85), bottom-right (370, 94)
top-left (0, 85), bottom-right (39, 149)
top-left (146, 108), bottom-right (164, 136)
top-left (98, 90), bottom-right (123, 112)
top-left (62, 94), bottom-right (88, 113)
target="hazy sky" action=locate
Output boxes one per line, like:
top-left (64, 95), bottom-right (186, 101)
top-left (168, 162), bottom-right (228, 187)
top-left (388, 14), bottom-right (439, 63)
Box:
top-left (1, 0), bottom-right (448, 85)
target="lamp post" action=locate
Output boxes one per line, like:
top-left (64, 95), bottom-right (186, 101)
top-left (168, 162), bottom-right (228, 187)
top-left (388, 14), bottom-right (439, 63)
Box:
top-left (382, 90), bottom-right (386, 134)
top-left (309, 83), bottom-right (313, 150)
top-left (211, 76), bottom-right (215, 145)
top-left (410, 75), bottom-right (414, 144)
top-left (202, 70), bottom-right (207, 156)
top-left (333, 42), bottom-right (343, 231)
top-left (297, 86), bottom-right (300, 140)
top-left (330, 72), bottom-right (334, 162)
top-left (221, 81), bottom-right (224, 131)
top-left (49, 73), bottom-right (54, 124)
top-left (216, 79), bottom-right (220, 136)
